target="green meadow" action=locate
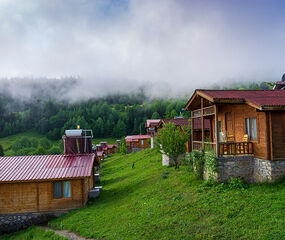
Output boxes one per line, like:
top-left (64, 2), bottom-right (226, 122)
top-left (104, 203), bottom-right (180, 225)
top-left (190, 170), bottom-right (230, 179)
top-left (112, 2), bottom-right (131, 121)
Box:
top-left (2, 149), bottom-right (285, 239)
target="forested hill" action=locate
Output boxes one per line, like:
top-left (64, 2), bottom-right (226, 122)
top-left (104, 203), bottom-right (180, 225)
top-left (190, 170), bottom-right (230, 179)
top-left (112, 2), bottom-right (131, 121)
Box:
top-left (0, 92), bottom-right (189, 140)
top-left (0, 79), bottom-right (273, 141)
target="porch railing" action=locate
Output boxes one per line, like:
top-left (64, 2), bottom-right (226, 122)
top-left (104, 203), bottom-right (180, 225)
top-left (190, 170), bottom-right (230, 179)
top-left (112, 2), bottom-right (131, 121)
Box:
top-left (192, 105), bottom-right (215, 118)
top-left (192, 141), bottom-right (253, 157)
top-left (193, 141), bottom-right (216, 151)
top-left (219, 142), bottom-right (253, 157)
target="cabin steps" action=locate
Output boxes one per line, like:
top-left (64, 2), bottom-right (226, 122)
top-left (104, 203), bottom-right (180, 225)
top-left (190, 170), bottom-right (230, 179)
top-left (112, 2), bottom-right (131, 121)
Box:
top-left (88, 186), bottom-right (103, 199)
top-left (94, 173), bottom-right (100, 182)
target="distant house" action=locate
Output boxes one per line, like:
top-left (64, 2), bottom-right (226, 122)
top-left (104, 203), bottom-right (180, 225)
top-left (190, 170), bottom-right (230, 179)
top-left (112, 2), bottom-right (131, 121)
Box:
top-left (100, 142), bottom-right (108, 155)
top-left (95, 144), bottom-right (105, 161)
top-left (125, 135), bottom-right (151, 153)
top-left (185, 89), bottom-right (285, 182)
top-left (158, 118), bottom-right (210, 152)
top-left (107, 144), bottom-right (118, 155)
top-left (0, 129), bottom-right (98, 215)
top-left (146, 119), bottom-right (160, 137)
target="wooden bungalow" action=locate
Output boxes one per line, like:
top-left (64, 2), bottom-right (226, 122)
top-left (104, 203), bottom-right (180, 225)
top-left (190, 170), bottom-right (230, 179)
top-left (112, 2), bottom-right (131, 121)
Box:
top-left (146, 119), bottom-right (160, 137)
top-left (185, 89), bottom-right (285, 182)
top-left (0, 154), bottom-right (95, 214)
top-left (158, 118), bottom-right (210, 153)
top-left (107, 144), bottom-right (118, 155)
top-left (125, 135), bottom-right (151, 153)
top-left (95, 144), bottom-right (105, 162)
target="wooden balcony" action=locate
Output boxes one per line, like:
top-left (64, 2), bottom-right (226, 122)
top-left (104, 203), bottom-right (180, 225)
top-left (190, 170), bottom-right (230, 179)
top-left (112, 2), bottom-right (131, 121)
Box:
top-left (192, 106), bottom-right (215, 118)
top-left (219, 142), bottom-right (253, 157)
top-left (193, 141), bottom-right (216, 151)
top-left (192, 141), bottom-right (253, 157)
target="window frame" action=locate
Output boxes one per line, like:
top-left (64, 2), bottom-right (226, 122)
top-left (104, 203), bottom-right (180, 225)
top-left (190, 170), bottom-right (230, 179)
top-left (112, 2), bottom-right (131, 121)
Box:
top-left (53, 181), bottom-right (72, 199)
top-left (245, 117), bottom-right (257, 140)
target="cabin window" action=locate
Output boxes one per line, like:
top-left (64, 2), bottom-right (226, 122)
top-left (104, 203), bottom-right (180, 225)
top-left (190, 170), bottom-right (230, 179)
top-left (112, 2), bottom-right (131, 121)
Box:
top-left (245, 118), bottom-right (257, 140)
top-left (53, 182), bottom-right (62, 198)
top-left (141, 140), bottom-right (144, 145)
top-left (53, 181), bottom-right (71, 199)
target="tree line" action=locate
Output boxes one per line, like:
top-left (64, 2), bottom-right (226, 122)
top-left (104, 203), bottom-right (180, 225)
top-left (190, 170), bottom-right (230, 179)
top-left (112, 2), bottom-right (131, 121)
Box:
top-left (0, 80), bottom-right (273, 141)
top-left (0, 93), bottom-right (190, 140)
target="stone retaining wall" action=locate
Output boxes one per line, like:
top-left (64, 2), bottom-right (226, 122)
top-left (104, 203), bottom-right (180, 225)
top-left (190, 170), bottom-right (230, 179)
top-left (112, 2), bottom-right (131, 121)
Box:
top-left (162, 153), bottom-right (186, 166)
top-left (203, 155), bottom-right (285, 183)
top-left (0, 211), bottom-right (66, 234)
top-left (253, 158), bottom-right (285, 182)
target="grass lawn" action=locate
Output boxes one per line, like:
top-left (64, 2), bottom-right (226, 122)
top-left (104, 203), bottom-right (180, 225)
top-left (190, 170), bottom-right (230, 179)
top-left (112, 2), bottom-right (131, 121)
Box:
top-left (1, 226), bottom-right (67, 240)
top-left (2, 149), bottom-right (285, 239)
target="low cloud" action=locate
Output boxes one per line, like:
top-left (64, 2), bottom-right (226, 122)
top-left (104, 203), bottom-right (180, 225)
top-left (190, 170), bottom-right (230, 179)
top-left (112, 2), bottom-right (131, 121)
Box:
top-left (0, 0), bottom-right (284, 99)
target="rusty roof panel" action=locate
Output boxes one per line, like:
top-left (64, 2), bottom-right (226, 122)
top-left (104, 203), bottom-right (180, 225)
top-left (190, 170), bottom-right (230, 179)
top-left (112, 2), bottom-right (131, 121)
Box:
top-left (0, 154), bottom-right (95, 182)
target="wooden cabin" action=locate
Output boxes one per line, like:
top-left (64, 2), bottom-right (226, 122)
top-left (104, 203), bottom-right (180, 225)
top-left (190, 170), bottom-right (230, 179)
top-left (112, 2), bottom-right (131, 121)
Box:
top-left (146, 119), bottom-right (160, 137)
top-left (157, 118), bottom-right (211, 153)
top-left (0, 154), bottom-right (95, 214)
top-left (125, 135), bottom-right (151, 153)
top-left (107, 144), bottom-right (118, 155)
top-left (185, 89), bottom-right (285, 182)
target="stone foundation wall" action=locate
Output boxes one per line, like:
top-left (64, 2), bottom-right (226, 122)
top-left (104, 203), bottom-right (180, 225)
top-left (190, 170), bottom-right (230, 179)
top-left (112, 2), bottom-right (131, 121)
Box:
top-left (253, 158), bottom-right (285, 182)
top-left (151, 137), bottom-right (155, 149)
top-left (213, 156), bottom-right (253, 182)
top-left (0, 212), bottom-right (61, 234)
top-left (203, 155), bottom-right (285, 183)
top-left (162, 153), bottom-right (185, 166)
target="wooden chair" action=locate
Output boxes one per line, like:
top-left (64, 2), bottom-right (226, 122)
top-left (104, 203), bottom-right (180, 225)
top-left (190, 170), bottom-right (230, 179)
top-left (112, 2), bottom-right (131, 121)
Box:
top-left (224, 133), bottom-right (235, 155)
top-left (239, 134), bottom-right (249, 154)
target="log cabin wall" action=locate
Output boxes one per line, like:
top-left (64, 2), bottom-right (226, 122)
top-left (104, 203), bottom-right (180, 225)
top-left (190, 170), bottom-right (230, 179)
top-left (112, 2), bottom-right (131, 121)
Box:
top-left (0, 178), bottom-right (92, 214)
top-left (127, 139), bottom-right (150, 149)
top-left (270, 112), bottom-right (285, 160)
top-left (216, 104), bottom-right (268, 160)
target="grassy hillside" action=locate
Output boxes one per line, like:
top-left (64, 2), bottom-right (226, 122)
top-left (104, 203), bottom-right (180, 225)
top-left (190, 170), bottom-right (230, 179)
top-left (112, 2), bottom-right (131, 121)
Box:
top-left (1, 226), bottom-right (67, 240)
top-left (2, 149), bottom-right (285, 239)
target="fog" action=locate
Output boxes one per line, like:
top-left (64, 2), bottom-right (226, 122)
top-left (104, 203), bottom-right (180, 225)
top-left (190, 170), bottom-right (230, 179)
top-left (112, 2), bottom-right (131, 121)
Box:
top-left (0, 0), bottom-right (284, 99)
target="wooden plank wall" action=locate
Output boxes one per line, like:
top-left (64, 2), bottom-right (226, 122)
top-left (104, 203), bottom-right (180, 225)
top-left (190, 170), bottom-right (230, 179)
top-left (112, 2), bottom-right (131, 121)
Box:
top-left (270, 112), bottom-right (285, 160)
top-left (0, 178), bottom-right (93, 214)
top-left (217, 104), bottom-right (268, 160)
top-left (126, 139), bottom-right (150, 150)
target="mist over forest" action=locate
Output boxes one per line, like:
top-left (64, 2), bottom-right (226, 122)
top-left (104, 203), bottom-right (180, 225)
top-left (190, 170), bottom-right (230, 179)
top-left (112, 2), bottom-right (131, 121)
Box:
top-left (0, 76), bottom-right (273, 143)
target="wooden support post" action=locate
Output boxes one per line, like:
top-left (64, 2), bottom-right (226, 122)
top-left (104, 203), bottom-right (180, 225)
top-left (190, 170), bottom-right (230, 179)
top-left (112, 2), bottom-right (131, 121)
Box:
top-left (214, 105), bottom-right (219, 157)
top-left (36, 183), bottom-right (39, 211)
top-left (191, 111), bottom-right (194, 151)
top-left (201, 98), bottom-right (204, 150)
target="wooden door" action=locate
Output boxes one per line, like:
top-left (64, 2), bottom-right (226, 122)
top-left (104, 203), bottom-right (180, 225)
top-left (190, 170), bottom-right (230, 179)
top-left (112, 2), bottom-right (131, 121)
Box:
top-left (225, 112), bottom-right (233, 136)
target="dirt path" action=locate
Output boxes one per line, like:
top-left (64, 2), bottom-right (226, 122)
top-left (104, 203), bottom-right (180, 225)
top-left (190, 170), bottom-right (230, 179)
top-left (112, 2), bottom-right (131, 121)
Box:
top-left (41, 226), bottom-right (96, 240)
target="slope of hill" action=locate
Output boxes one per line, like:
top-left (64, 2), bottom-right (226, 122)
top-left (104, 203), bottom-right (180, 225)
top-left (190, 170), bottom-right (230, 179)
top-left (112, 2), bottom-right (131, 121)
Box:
top-left (2, 149), bottom-right (285, 239)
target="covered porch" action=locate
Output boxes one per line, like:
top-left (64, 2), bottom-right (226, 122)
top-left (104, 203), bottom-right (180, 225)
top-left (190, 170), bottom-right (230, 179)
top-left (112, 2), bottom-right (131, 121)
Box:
top-left (190, 102), bottom-right (253, 157)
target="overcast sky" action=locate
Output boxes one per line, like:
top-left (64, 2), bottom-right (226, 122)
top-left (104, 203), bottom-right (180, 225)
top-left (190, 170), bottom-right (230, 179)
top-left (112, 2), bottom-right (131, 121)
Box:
top-left (0, 0), bottom-right (285, 98)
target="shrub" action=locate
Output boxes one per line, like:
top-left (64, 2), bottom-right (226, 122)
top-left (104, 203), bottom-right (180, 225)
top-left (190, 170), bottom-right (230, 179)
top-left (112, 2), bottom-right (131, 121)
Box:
top-left (192, 150), bottom-right (205, 179)
top-left (0, 144), bottom-right (4, 156)
top-left (47, 146), bottom-right (62, 155)
top-left (187, 149), bottom-right (218, 180)
top-left (40, 138), bottom-right (52, 150)
top-left (228, 177), bottom-right (248, 190)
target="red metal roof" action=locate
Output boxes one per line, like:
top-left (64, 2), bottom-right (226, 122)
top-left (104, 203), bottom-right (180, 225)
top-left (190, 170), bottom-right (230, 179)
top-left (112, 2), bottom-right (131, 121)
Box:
top-left (0, 154), bottom-right (95, 183)
top-left (197, 90), bottom-right (285, 108)
top-left (160, 118), bottom-right (210, 130)
top-left (162, 118), bottom-right (191, 127)
top-left (146, 119), bottom-right (160, 127)
top-left (107, 144), bottom-right (118, 149)
top-left (125, 135), bottom-right (151, 142)
top-left (96, 151), bottom-right (104, 157)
